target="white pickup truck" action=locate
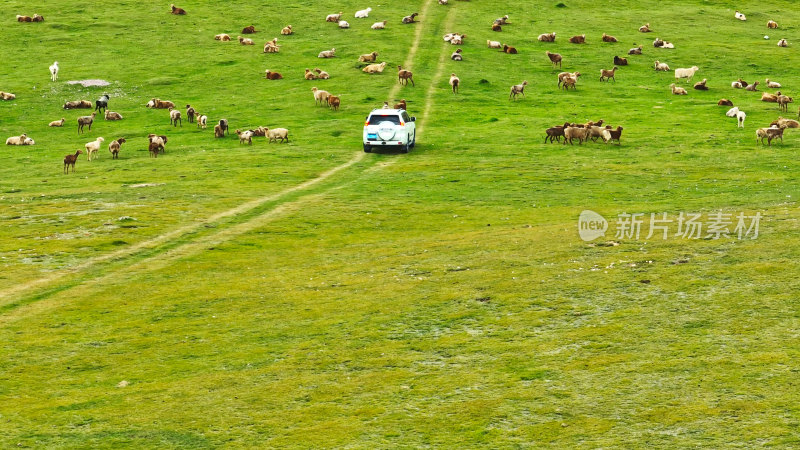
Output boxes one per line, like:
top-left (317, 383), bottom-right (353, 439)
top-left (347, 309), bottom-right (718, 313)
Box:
top-left (363, 109), bottom-right (416, 153)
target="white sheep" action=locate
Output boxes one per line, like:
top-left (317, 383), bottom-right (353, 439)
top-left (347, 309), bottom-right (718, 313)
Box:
top-left (85, 137), bottom-right (105, 161)
top-left (49, 61), bottom-right (59, 81)
top-left (104, 110), bottom-right (123, 120)
top-left (312, 87), bottom-right (330, 105)
top-left (23, 137), bottom-right (35, 145)
top-left (726, 106), bottom-right (740, 117)
top-left (654, 60), bottom-right (670, 71)
top-left (0, 91), bottom-right (15, 100)
top-left (670, 83), bottom-right (687, 95)
top-left (487, 40), bottom-right (502, 49)
top-left (197, 114), bottom-right (208, 129)
top-left (766, 78), bottom-right (781, 88)
top-left (777, 39), bottom-right (788, 47)
top-left (362, 62), bottom-right (387, 73)
top-left (338, 20), bottom-right (350, 28)
top-left (674, 66), bottom-right (699, 82)
top-left (354, 7), bottom-right (372, 18)
top-left (726, 107), bottom-right (747, 126)
top-left (49, 118), bottom-right (65, 127)
top-left (731, 81), bottom-right (743, 89)
top-left (214, 33), bottom-right (231, 41)
top-left (236, 129), bottom-right (254, 144)
top-left (735, 11), bottom-right (746, 21)
top-left (318, 48), bottom-right (336, 58)
top-left (371, 20), bottom-right (387, 29)
top-left (5, 134), bottom-right (27, 145)
top-left (266, 127), bottom-right (289, 143)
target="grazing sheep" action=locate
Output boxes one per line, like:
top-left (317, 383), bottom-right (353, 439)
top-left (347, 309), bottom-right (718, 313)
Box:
top-left (402, 13), bottom-right (419, 24)
top-left (538, 32), bottom-right (556, 42)
top-left (63, 150), bottom-right (82, 173)
top-left (778, 95), bottom-right (794, 112)
top-left (394, 99), bottom-right (407, 110)
top-left (557, 71), bottom-right (580, 87)
top-left (771, 117), bottom-right (800, 128)
top-left (214, 124), bottom-right (224, 138)
top-left (326, 12), bottom-right (343, 22)
top-left (242, 25), bottom-right (257, 34)
top-left (735, 10), bottom-right (746, 21)
top-left (628, 45), bottom-right (643, 55)
top-left (186, 105), bottom-right (195, 123)
top-left (49, 118), bottom-right (65, 127)
top-left (238, 36), bottom-right (254, 45)
top-left (718, 99), bottom-right (734, 106)
top-left (639, 23), bottom-right (652, 32)
top-left (312, 87), bottom-right (330, 105)
top-left (148, 141), bottom-right (161, 157)
top-left (487, 40), bottom-right (502, 49)
top-left (77, 112), bottom-right (97, 134)
top-left (451, 48), bottom-right (463, 61)
top-left (148, 134), bottom-right (168, 155)
top-left (561, 75), bottom-right (578, 90)
top-left (564, 125), bottom-right (590, 145)
top-left (218, 119), bottom-right (228, 136)
top-left (318, 48), bottom-right (336, 58)
top-left (314, 68), bottom-right (330, 79)
top-left (761, 92), bottom-right (781, 102)
top-left (363, 62), bottom-right (388, 74)
top-left (215, 33), bottom-right (231, 41)
top-left (236, 129), bottom-right (254, 144)
top-left (725, 107), bottom-right (740, 118)
top-left (5, 134), bottom-right (27, 145)
top-left (509, 81), bottom-right (528, 100)
top-left (777, 39), bottom-right (788, 47)
top-left (170, 4), bottom-right (186, 15)
top-left (693, 79), bottom-right (708, 90)
top-left (49, 61), bottom-right (59, 81)
top-left (737, 110), bottom-right (746, 128)
top-left (264, 70), bottom-right (283, 80)
top-left (546, 51), bottom-right (562, 68)
top-left (328, 95), bottom-right (341, 111)
top-left (304, 69), bottom-right (317, 80)
top-left (449, 73), bottom-right (460, 94)
top-left (355, 7), bottom-right (372, 18)
top-left (569, 34), bottom-right (586, 44)
top-left (95, 93), bottom-right (110, 113)
top-left (108, 138), bottom-right (125, 159)
top-left (281, 25), bottom-right (293, 35)
top-left (398, 66), bottom-right (415, 86)
top-left (338, 20), bottom-right (350, 28)
top-left (104, 110), bottom-right (123, 120)
top-left (145, 98), bottom-right (175, 109)
top-left (0, 91), bottom-right (15, 100)
top-left (745, 81), bottom-right (760, 92)
top-left (359, 51), bottom-right (379, 62)
top-left (614, 55), bottom-right (628, 66)
top-left (602, 33), bottom-right (618, 43)
top-left (766, 79), bottom-right (781, 89)
top-left (168, 108), bottom-right (182, 127)
top-left (263, 38), bottom-right (280, 52)
top-left (371, 21), bottom-right (387, 29)
top-left (600, 67), bottom-right (618, 82)
top-left (674, 66), bottom-right (699, 82)
top-left (768, 20), bottom-right (778, 29)
top-left (85, 137), bottom-right (105, 161)
top-left (197, 114), bottom-right (207, 129)
top-left (266, 127), bottom-right (289, 143)
top-left (602, 126), bottom-right (623, 144)
top-left (670, 83), bottom-right (687, 95)
top-left (502, 44), bottom-right (517, 54)
top-left (64, 100), bottom-right (92, 109)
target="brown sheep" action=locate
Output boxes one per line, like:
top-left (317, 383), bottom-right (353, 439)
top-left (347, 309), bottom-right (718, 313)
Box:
top-left (602, 33), bottom-right (618, 42)
top-left (108, 138), bottom-right (126, 159)
top-left (170, 4), bottom-right (186, 15)
top-left (613, 56), bottom-right (628, 66)
top-left (214, 124), bottom-right (225, 138)
top-left (328, 95), bottom-right (341, 111)
top-left (718, 99), bottom-right (734, 106)
top-left (693, 79), bottom-right (708, 90)
top-left (398, 66), bottom-right (415, 86)
top-left (600, 67), bottom-right (618, 82)
top-left (502, 44), bottom-right (517, 54)
top-left (492, 23), bottom-right (501, 31)
top-left (569, 34), bottom-right (586, 44)
top-left (242, 25), bottom-right (257, 34)
top-left (394, 99), bottom-right (407, 110)
top-left (545, 51), bottom-right (562, 68)
top-left (264, 70), bottom-right (283, 80)
top-left (359, 51), bottom-right (379, 62)
top-left (63, 150), bottom-right (82, 173)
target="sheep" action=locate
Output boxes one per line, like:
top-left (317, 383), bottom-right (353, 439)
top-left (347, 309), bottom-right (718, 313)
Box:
top-left (304, 68), bottom-right (318, 80)
top-left (249, 127), bottom-right (268, 137)
top-left (745, 81), bottom-right (760, 92)
top-left (314, 68), bottom-right (330, 79)
top-left (439, 0), bottom-right (448, 4)
top-left (22, 137), bottom-right (35, 145)
top-left (238, 36), bottom-right (254, 45)
top-left (771, 117), bottom-right (800, 128)
top-left (215, 33), bottom-right (231, 41)
top-left (16, 15), bottom-right (32, 22)
top-left (602, 33), bottom-right (618, 43)
top-left (214, 124), bottom-right (224, 138)
top-left (218, 119), bottom-right (229, 136)
top-left (737, 110), bottom-right (746, 128)
top-left (0, 91), bottom-right (15, 100)
top-left (197, 114), bottom-right (208, 129)
top-left (49, 118), bottom-right (65, 127)
top-left (731, 81), bottom-right (743, 89)
top-left (382, 101), bottom-right (391, 109)
top-left (266, 127), bottom-right (289, 143)
top-left (312, 87), bottom-right (330, 105)
top-left (674, 66), bottom-right (699, 82)
top-left (600, 67), bottom-right (618, 82)
top-left (449, 73), bottom-right (460, 94)
top-left (363, 62), bottom-right (388, 73)
top-left (569, 34), bottom-right (586, 44)
top-left (359, 51), bottom-right (379, 62)
top-left (602, 126), bottom-right (623, 144)
top-left (264, 70), bottom-right (283, 80)
top-left (328, 95), bottom-right (341, 111)
top-left (168, 108), bottom-right (182, 127)
top-left (587, 125), bottom-right (607, 142)
top-left (628, 45), bottom-right (643, 55)
top-left (502, 44), bottom-right (517, 54)
top-left (318, 48), bottom-right (336, 58)
top-left (564, 125), bottom-right (590, 145)
top-left (561, 75), bottom-right (578, 90)
top-left (371, 21), bottom-right (387, 29)
top-left (613, 56), bottom-right (628, 66)
top-left (766, 79), bottom-right (781, 89)
top-left (777, 39), bottom-right (788, 47)
top-left (148, 134), bottom-right (168, 154)
top-left (737, 78), bottom-right (750, 87)
top-left (492, 23), bottom-right (502, 32)
top-left (185, 105), bottom-right (195, 123)
top-left (108, 138), bottom-right (125, 159)
top-left (95, 93), bottom-right (110, 113)
top-left (170, 4), bottom-right (186, 15)
top-left (718, 99), bottom-right (734, 106)
top-left (355, 7), bottom-right (372, 18)
top-left (326, 12), bottom-right (343, 22)
top-left (49, 61), bottom-right (59, 81)
top-left (494, 15), bottom-right (510, 25)
top-left (451, 48), bottom-right (463, 61)
top-left (557, 71), bottom-right (580, 87)
top-left (236, 129), bottom-right (254, 144)
top-left (398, 66), bottom-right (415, 86)
top-left (670, 83), bottom-right (687, 95)
top-left (402, 13), bottom-right (419, 24)
top-left (487, 40), bottom-right (502, 49)
top-left (281, 25), bottom-right (293, 35)
top-left (450, 34), bottom-right (465, 45)
top-left (778, 95), bottom-right (794, 112)
top-left (263, 38), bottom-right (280, 53)
top-left (509, 81), bottom-right (528, 100)
top-left (693, 79), bottom-right (708, 90)
top-left (653, 38), bottom-right (664, 47)
top-left (394, 99), bottom-right (407, 110)
top-left (538, 32), bottom-right (556, 42)
top-left (242, 25), bottom-right (257, 34)
top-left (756, 126), bottom-right (785, 145)
top-left (64, 150), bottom-right (82, 173)
top-left (761, 92), bottom-right (781, 102)
top-left (148, 141), bottom-right (161, 157)
top-left (338, 20), bottom-right (350, 28)
top-left (32, 14), bottom-right (43, 22)
top-left (544, 124), bottom-right (568, 143)
top-left (735, 10), bottom-right (746, 21)
top-left (639, 23), bottom-right (652, 32)
top-left (5, 134), bottom-right (27, 145)
top-left (77, 112), bottom-right (97, 134)
top-left (768, 20), bottom-right (778, 29)
top-left (64, 100), bottom-right (92, 109)
top-left (145, 98), bottom-right (175, 109)
top-left (545, 51), bottom-right (562, 68)
top-left (104, 110), bottom-right (123, 120)
top-left (84, 137), bottom-right (105, 161)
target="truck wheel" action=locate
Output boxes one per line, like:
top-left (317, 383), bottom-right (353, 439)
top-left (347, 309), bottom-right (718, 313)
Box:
top-left (363, 143), bottom-right (372, 153)
top-left (400, 143), bottom-right (409, 153)
top-left (409, 132), bottom-right (416, 149)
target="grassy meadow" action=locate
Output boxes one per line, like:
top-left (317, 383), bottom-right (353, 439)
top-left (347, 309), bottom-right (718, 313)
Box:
top-left (1, 0), bottom-right (800, 447)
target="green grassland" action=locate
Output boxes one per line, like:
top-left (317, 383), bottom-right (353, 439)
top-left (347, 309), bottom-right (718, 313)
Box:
top-left (2, 0), bottom-right (800, 447)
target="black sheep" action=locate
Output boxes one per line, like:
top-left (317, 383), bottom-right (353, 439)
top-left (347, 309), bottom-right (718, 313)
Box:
top-left (95, 93), bottom-right (110, 113)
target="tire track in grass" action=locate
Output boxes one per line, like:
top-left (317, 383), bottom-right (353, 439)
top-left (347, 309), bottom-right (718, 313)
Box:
top-left (0, 0), bottom-right (442, 318)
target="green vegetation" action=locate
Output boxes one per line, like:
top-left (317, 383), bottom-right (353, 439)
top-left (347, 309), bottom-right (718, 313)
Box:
top-left (1, 0), bottom-right (800, 447)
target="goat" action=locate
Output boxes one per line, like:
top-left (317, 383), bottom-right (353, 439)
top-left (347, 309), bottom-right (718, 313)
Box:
top-left (214, 124), bottom-right (224, 138)
top-left (215, 33), bottom-right (231, 41)
top-left (64, 150), bottom-right (82, 173)
top-left (757, 126), bottom-right (785, 145)
top-left (718, 99), bottom-right (734, 106)
top-left (77, 112), bottom-right (97, 134)
top-left (449, 73), bottom-right (460, 94)
top-left (600, 67), bottom-right (618, 82)
top-left (766, 79), bottom-right (781, 89)
top-left (544, 124), bottom-right (568, 143)
top-left (218, 119), bottom-right (228, 136)
top-left (263, 37), bottom-right (280, 52)
top-left (487, 40), bottom-right (502, 49)
top-left (354, 7), bottom-right (372, 18)
top-left (238, 36), bottom-right (254, 45)
top-left (266, 127), bottom-right (289, 143)
top-left (761, 92), bottom-right (781, 102)
top-left (49, 61), bottom-right (59, 81)
top-left (281, 25), bottom-right (293, 35)
top-left (745, 81), bottom-right (760, 91)
top-left (735, 10), bottom-right (746, 21)
top-left (64, 100), bottom-right (92, 109)
top-left (5, 134), bottom-right (27, 145)
top-left (326, 12), bottom-right (343, 22)
top-left (363, 62), bottom-right (387, 74)
top-left (0, 91), bottom-right (15, 100)
top-left (545, 51), bottom-right (562, 68)
top-left (398, 66), bottom-right (415, 86)
top-left (394, 99), bottom-right (407, 110)
top-left (170, 4), bottom-right (186, 15)
top-left (16, 15), bottom-right (32, 22)
top-left (108, 138), bottom-right (126, 159)
top-left (492, 23), bottom-right (502, 32)
top-left (371, 21), bottom-right (387, 29)
top-left (318, 48), bottom-right (336, 58)
top-left (359, 51), bottom-right (379, 62)
top-left (674, 66), bottom-right (699, 82)
top-left (338, 20), bottom-right (350, 28)
top-left (768, 20), bottom-right (778, 29)
top-left (509, 81), bottom-right (528, 100)
top-left (778, 95), bottom-right (794, 112)
top-left (770, 117), bottom-right (800, 128)
top-left (314, 68), bottom-right (330, 79)
top-left (494, 15), bottom-right (510, 25)
top-left (777, 39), bottom-right (788, 47)
top-left (557, 71), bottom-right (580, 87)
top-left (639, 23), bottom-right (651, 32)
top-left (654, 60), bottom-right (670, 71)
top-left (564, 125), bottom-right (589, 145)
